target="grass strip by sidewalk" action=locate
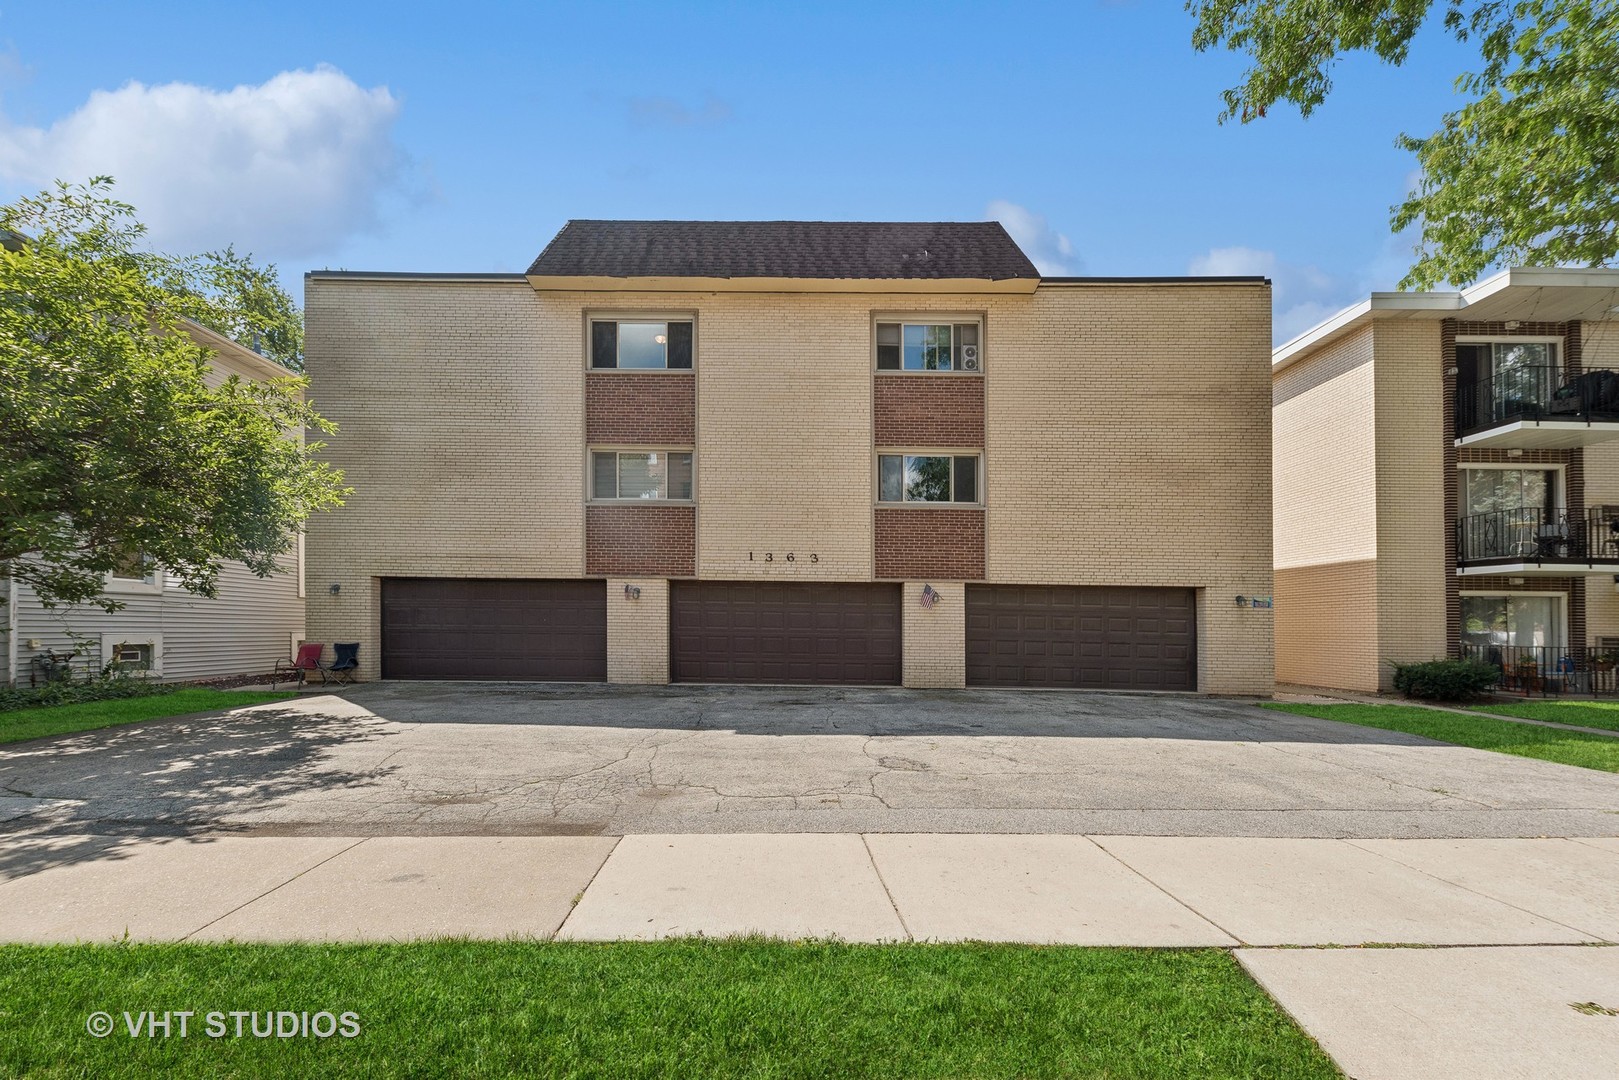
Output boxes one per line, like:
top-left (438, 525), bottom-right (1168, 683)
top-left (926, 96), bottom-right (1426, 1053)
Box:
top-left (0, 940), bottom-right (1340, 1079)
top-left (0, 690), bottom-right (295, 746)
top-left (1464, 699), bottom-right (1619, 733)
top-left (1264, 702), bottom-right (1619, 772)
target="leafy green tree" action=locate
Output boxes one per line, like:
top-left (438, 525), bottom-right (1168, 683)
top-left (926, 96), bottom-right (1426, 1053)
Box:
top-left (1189, 0), bottom-right (1619, 287)
top-left (1, 177), bottom-right (347, 611)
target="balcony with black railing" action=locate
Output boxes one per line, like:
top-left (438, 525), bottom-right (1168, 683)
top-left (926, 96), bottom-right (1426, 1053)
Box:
top-left (1457, 642), bottom-right (1619, 697)
top-left (1457, 505), bottom-right (1619, 573)
top-left (1455, 365), bottom-right (1619, 448)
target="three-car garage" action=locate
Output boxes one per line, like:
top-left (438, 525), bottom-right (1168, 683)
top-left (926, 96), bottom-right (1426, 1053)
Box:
top-left (379, 578), bottom-right (1197, 690)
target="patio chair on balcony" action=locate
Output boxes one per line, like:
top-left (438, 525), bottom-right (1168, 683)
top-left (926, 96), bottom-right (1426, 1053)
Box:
top-left (318, 642), bottom-right (360, 687)
top-left (272, 643), bottom-right (324, 689)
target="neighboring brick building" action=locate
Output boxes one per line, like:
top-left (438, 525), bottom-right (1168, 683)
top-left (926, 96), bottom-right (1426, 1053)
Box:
top-left (304, 220), bottom-right (1273, 693)
top-left (1273, 267), bottom-right (1619, 692)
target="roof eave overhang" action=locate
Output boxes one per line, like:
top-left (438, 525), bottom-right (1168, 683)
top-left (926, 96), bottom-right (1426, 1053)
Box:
top-left (523, 274), bottom-right (1041, 294)
top-left (1272, 266), bottom-right (1619, 375)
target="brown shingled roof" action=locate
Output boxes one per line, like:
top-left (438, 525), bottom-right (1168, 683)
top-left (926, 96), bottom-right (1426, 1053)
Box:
top-left (526, 220), bottom-right (1040, 281)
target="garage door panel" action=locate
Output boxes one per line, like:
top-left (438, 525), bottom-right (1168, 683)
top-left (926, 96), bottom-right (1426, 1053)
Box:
top-left (966, 585), bottom-right (1196, 691)
top-left (671, 582), bottom-right (901, 685)
top-left (381, 579), bottom-right (607, 681)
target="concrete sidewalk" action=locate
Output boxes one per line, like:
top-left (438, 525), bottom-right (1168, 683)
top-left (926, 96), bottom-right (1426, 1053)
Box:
top-left (3, 832), bottom-right (1617, 945)
top-left (4, 832), bottom-right (1618, 1079)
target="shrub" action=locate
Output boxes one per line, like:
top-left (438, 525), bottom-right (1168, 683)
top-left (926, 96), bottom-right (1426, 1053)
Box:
top-left (0, 670), bottom-right (176, 712)
top-left (1389, 658), bottom-right (1500, 702)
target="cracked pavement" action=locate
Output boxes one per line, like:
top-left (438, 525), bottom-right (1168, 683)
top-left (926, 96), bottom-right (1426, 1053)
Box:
top-left (4, 683), bottom-right (1619, 839)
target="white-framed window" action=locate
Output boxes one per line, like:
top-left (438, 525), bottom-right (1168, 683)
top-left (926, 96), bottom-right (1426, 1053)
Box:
top-left (591, 450), bottom-right (694, 501)
top-left (100, 633), bottom-right (162, 676)
top-left (589, 316), bottom-right (695, 369)
top-left (875, 317), bottom-right (982, 372)
top-left (877, 453), bottom-right (980, 504)
top-left (105, 549), bottom-right (160, 594)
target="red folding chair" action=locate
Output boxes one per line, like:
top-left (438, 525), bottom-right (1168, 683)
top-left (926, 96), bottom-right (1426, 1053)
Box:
top-left (272, 643), bottom-right (324, 689)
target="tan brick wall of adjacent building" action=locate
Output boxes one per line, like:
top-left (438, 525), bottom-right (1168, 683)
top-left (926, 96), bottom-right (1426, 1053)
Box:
top-left (607, 578), bottom-right (669, 683)
top-left (1272, 325), bottom-right (1380, 690)
top-left (1372, 320), bottom-right (1449, 687)
top-left (902, 580), bottom-right (966, 688)
top-left (986, 283), bottom-right (1274, 694)
top-left (304, 278), bottom-right (585, 680)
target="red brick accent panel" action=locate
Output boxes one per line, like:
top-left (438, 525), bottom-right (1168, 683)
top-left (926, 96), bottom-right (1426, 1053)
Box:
top-left (874, 507), bottom-right (985, 580)
top-left (874, 375), bottom-right (984, 446)
top-left (586, 505), bottom-right (695, 577)
top-left (586, 373), bottom-right (695, 444)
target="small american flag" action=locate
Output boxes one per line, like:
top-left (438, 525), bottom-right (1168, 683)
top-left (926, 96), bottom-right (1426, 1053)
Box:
top-left (920, 584), bottom-right (940, 609)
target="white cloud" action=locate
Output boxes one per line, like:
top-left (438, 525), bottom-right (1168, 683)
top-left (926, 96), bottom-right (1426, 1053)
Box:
top-left (1189, 245), bottom-right (1362, 344)
top-left (985, 199), bottom-right (1080, 275)
top-left (628, 94), bottom-right (732, 128)
top-left (0, 65), bottom-right (408, 258)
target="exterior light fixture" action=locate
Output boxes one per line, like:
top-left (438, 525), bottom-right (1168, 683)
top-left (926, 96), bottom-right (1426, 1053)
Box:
top-left (1446, 366), bottom-right (1459, 376)
top-left (624, 584), bottom-right (642, 600)
top-left (329, 583), bottom-right (341, 595)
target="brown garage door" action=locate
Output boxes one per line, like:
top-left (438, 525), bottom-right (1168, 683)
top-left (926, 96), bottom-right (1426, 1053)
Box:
top-left (966, 585), bottom-right (1196, 690)
top-left (381, 578), bottom-right (606, 681)
top-left (670, 581), bottom-right (902, 685)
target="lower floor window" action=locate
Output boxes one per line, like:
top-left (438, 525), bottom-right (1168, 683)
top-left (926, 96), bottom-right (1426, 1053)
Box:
top-left (878, 454), bottom-right (979, 503)
top-left (591, 451), bottom-right (693, 501)
top-left (111, 642), bottom-right (153, 669)
top-left (1461, 594), bottom-right (1563, 650)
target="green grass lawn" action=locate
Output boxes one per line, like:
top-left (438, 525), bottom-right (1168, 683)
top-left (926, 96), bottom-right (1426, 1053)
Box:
top-left (1263, 702), bottom-right (1619, 772)
top-left (1466, 698), bottom-right (1619, 733)
top-left (0, 941), bottom-right (1339, 1079)
top-left (0, 690), bottom-right (295, 746)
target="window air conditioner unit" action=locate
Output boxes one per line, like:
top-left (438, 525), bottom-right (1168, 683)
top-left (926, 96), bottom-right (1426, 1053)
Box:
top-left (960, 344), bottom-right (979, 370)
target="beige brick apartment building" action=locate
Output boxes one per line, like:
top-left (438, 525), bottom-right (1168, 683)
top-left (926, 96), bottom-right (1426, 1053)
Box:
top-left (304, 221), bottom-right (1273, 693)
top-left (1274, 267), bottom-right (1619, 692)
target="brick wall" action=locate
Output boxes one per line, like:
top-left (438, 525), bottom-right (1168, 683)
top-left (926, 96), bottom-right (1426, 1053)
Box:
top-left (304, 278), bottom-right (584, 681)
top-left (901, 580), bottom-right (966, 688)
top-left (309, 278), bottom-right (1272, 692)
top-left (586, 372), bottom-right (695, 444)
top-left (873, 375), bottom-right (984, 445)
top-left (1576, 320), bottom-right (1619, 640)
top-left (607, 577), bottom-right (669, 683)
top-left (586, 506), bottom-right (696, 577)
top-left (874, 508), bottom-right (986, 580)
top-left (986, 283), bottom-right (1274, 694)
top-left (1373, 319), bottom-right (1449, 688)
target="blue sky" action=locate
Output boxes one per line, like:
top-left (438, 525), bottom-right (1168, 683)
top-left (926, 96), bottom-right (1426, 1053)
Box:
top-left (0, 1), bottom-right (1483, 341)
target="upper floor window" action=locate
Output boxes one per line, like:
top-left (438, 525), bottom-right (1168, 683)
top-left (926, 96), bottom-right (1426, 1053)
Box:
top-left (876, 320), bottom-right (981, 372)
top-left (592, 450), bottom-right (694, 501)
top-left (878, 454), bottom-right (979, 504)
top-left (108, 548), bottom-right (155, 586)
top-left (590, 318), bottom-right (693, 369)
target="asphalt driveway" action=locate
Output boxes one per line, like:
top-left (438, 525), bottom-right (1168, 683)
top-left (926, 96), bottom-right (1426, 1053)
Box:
top-left (4, 683), bottom-right (1619, 841)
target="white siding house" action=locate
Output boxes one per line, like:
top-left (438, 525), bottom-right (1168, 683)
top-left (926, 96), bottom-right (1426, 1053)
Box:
top-left (4, 323), bottom-right (306, 686)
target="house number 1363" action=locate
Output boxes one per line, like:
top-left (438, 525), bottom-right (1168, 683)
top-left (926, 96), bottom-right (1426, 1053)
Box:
top-left (748, 552), bottom-right (818, 563)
